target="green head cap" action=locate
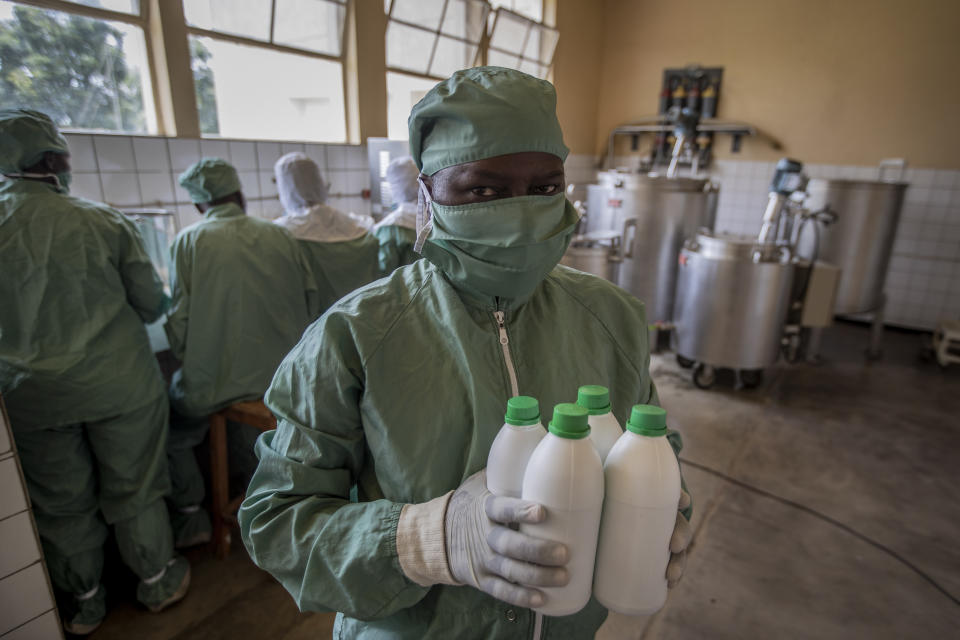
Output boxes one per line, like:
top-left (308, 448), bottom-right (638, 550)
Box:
top-left (408, 66), bottom-right (569, 176)
top-left (178, 157), bottom-right (242, 204)
top-left (626, 404), bottom-right (667, 437)
top-left (504, 396), bottom-right (540, 426)
top-left (0, 109), bottom-right (69, 174)
top-left (548, 403), bottom-right (590, 439)
top-left (576, 385), bottom-right (611, 415)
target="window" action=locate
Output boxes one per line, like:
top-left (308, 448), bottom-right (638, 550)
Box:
top-left (383, 0), bottom-right (557, 139)
top-left (183, 0), bottom-right (348, 142)
top-left (385, 0), bottom-right (489, 79)
top-left (386, 72), bottom-right (437, 139)
top-left (487, 7), bottom-right (557, 80)
top-left (0, 1), bottom-right (155, 133)
top-left (488, 0), bottom-right (541, 23)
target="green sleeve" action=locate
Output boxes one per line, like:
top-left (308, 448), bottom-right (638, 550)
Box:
top-left (374, 227), bottom-right (400, 277)
top-left (163, 237), bottom-right (191, 360)
top-left (115, 214), bottom-right (169, 323)
top-left (239, 313), bottom-right (430, 618)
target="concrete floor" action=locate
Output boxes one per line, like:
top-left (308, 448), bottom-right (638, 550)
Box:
top-left (89, 322), bottom-right (960, 639)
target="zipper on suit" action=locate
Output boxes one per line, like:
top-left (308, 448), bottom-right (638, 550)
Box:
top-left (493, 307), bottom-right (541, 639)
top-left (493, 309), bottom-right (519, 397)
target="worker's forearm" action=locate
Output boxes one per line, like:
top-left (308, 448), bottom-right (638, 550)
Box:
top-left (239, 435), bottom-right (432, 619)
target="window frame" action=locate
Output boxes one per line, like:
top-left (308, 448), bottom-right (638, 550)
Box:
top-left (384, 0), bottom-right (489, 80)
top-left (183, 0), bottom-right (351, 141)
top-left (384, 0), bottom-right (553, 84)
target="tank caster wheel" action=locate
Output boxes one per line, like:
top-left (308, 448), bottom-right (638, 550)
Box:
top-left (739, 369), bottom-right (763, 389)
top-left (692, 364), bottom-right (716, 389)
top-left (676, 354), bottom-right (695, 369)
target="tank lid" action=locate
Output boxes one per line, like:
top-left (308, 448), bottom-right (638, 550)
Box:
top-left (690, 231), bottom-right (784, 262)
top-left (626, 404), bottom-right (667, 436)
top-left (576, 385), bottom-right (611, 415)
top-left (596, 170), bottom-right (710, 191)
top-left (505, 396), bottom-right (541, 426)
top-left (548, 403), bottom-right (591, 439)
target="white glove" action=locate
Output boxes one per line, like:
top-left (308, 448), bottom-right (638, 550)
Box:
top-left (666, 489), bottom-right (693, 588)
top-left (445, 470), bottom-right (569, 608)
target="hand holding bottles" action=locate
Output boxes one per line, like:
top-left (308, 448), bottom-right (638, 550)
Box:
top-left (667, 489), bottom-right (693, 588)
top-left (445, 469), bottom-right (569, 608)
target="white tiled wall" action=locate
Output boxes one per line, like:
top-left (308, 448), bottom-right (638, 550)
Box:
top-left (0, 399), bottom-right (62, 640)
top-left (61, 133), bottom-right (372, 231)
top-left (565, 154), bottom-right (960, 331)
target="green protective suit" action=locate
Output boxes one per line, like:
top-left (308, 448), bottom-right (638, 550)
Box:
top-left (373, 223), bottom-right (419, 275)
top-left (0, 179), bottom-right (176, 604)
top-left (240, 259), bottom-right (687, 639)
top-left (164, 202), bottom-right (320, 417)
top-left (164, 202), bottom-right (320, 512)
top-left (299, 234), bottom-right (382, 309)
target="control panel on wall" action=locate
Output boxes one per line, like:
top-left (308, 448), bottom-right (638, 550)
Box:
top-left (652, 66), bottom-right (724, 170)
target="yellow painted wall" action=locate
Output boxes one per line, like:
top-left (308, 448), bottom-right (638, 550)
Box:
top-left (553, 0), bottom-right (604, 155)
top-left (559, 0), bottom-right (959, 168)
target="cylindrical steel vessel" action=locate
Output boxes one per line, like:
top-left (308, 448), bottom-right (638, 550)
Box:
top-left (585, 172), bottom-right (717, 322)
top-left (559, 233), bottom-right (620, 282)
top-left (674, 233), bottom-right (794, 370)
top-left (801, 179), bottom-right (906, 314)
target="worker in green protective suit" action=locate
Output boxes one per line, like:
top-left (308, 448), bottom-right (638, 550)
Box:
top-left (373, 155), bottom-right (420, 275)
top-left (164, 157), bottom-right (321, 547)
top-left (239, 68), bottom-right (693, 639)
top-left (0, 109), bottom-right (189, 635)
top-left (273, 152), bottom-right (381, 308)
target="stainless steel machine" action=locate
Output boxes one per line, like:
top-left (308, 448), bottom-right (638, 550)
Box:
top-left (800, 167), bottom-right (907, 357)
top-left (581, 172), bottom-right (718, 323)
top-left (674, 232), bottom-right (794, 387)
top-left (673, 159), bottom-right (840, 389)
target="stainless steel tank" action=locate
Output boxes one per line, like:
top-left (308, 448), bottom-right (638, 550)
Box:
top-left (802, 179), bottom-right (906, 314)
top-left (674, 232), bottom-right (794, 370)
top-left (559, 231), bottom-right (620, 282)
top-left (585, 171), bottom-right (717, 322)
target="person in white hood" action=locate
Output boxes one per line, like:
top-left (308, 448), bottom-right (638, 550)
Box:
top-left (373, 156), bottom-right (421, 275)
top-left (274, 152), bottom-right (381, 309)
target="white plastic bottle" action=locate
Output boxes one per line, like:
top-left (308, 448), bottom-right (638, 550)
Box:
top-left (593, 404), bottom-right (681, 615)
top-left (520, 403), bottom-right (604, 616)
top-left (486, 396), bottom-right (546, 498)
top-left (577, 385), bottom-right (623, 463)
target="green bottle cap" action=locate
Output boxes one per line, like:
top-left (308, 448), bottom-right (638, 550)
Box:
top-left (505, 396), bottom-right (541, 426)
top-left (548, 403), bottom-right (591, 439)
top-left (576, 385), bottom-right (611, 415)
top-left (626, 404), bottom-right (667, 437)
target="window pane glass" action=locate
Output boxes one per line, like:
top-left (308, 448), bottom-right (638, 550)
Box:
top-left (489, 0), bottom-right (542, 23)
top-left (428, 35), bottom-right (476, 78)
top-left (518, 58), bottom-right (545, 79)
top-left (386, 22), bottom-right (435, 75)
top-left (183, 0), bottom-right (271, 41)
top-left (489, 9), bottom-right (529, 55)
top-left (440, 0), bottom-right (487, 43)
top-left (387, 72), bottom-right (436, 139)
top-left (390, 0), bottom-right (443, 31)
top-left (487, 49), bottom-right (519, 70)
top-left (60, 0), bottom-right (140, 14)
top-left (523, 24), bottom-right (558, 65)
top-left (190, 36), bottom-right (346, 142)
top-left (274, 0), bottom-right (344, 55)
top-left (0, 3), bottom-right (155, 133)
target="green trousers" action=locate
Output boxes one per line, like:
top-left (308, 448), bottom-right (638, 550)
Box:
top-left (13, 395), bottom-right (174, 598)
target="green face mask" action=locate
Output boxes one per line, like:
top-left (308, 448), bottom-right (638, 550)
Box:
top-left (419, 192), bottom-right (579, 300)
